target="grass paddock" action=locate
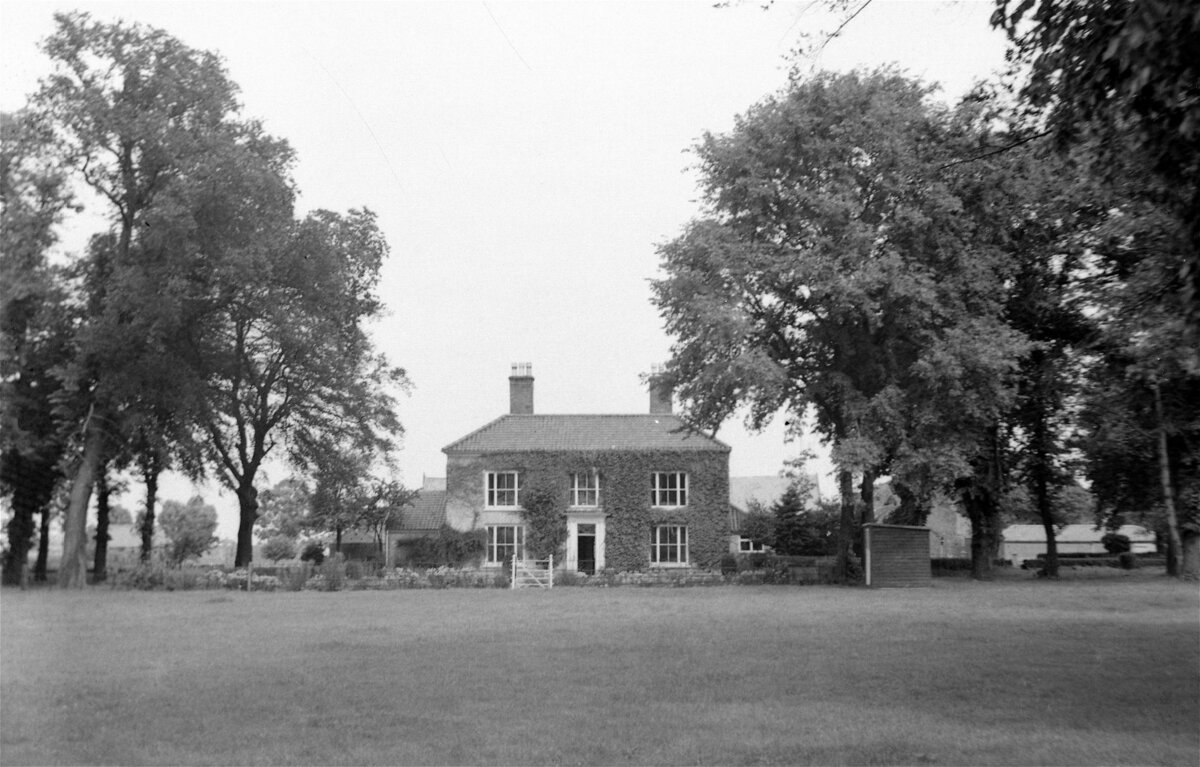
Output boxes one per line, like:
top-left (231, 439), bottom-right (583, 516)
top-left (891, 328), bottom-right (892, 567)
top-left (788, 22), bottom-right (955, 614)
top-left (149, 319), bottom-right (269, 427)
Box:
top-left (2, 574), bottom-right (1197, 766)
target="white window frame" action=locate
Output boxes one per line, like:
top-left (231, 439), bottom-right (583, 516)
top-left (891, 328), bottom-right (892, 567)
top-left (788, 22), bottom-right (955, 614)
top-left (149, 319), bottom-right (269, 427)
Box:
top-left (650, 472), bottom-right (688, 508)
top-left (485, 471), bottom-right (520, 509)
top-left (738, 537), bottom-right (767, 553)
top-left (570, 471), bottom-right (600, 508)
top-left (650, 525), bottom-right (688, 565)
top-left (486, 524), bottom-right (525, 564)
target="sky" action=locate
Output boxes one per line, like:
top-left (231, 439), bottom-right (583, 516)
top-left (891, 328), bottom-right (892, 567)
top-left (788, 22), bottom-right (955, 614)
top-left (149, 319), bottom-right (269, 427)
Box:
top-left (1, 0), bottom-right (1011, 539)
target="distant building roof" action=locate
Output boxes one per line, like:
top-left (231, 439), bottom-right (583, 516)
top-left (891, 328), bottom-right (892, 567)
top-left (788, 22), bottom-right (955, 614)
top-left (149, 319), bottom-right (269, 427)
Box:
top-left (95, 523), bottom-right (166, 549)
top-left (443, 414), bottom-right (730, 454)
top-left (388, 490), bottom-right (446, 532)
top-left (1002, 524), bottom-right (1155, 543)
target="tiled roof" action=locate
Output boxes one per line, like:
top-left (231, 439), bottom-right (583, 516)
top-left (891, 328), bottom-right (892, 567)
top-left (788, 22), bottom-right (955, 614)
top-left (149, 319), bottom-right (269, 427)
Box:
top-left (388, 490), bottom-right (446, 531)
top-left (442, 414), bottom-right (730, 454)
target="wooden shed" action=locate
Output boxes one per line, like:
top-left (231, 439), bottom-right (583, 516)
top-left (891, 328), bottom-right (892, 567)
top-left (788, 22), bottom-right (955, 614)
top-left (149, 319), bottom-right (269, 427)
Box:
top-left (863, 523), bottom-right (931, 588)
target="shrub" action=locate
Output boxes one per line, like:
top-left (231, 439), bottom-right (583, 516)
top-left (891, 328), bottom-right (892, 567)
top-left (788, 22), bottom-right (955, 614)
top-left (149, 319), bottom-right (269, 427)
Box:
top-left (1118, 552), bottom-right (1139, 569)
top-left (345, 559), bottom-right (365, 581)
top-left (315, 554), bottom-right (347, 591)
top-left (223, 571), bottom-right (281, 591)
top-left (280, 565), bottom-right (311, 591)
top-left (718, 553), bottom-right (738, 575)
top-left (262, 535), bottom-right (297, 563)
top-left (110, 564), bottom-right (167, 590)
top-left (935, 558), bottom-right (1014, 574)
top-left (299, 540), bottom-right (326, 565)
top-left (556, 570), bottom-right (583, 587)
top-left (163, 568), bottom-right (202, 591)
top-left (158, 497), bottom-right (219, 566)
top-left (200, 569), bottom-right (228, 589)
top-left (1102, 533), bottom-right (1132, 554)
top-left (409, 525), bottom-right (487, 568)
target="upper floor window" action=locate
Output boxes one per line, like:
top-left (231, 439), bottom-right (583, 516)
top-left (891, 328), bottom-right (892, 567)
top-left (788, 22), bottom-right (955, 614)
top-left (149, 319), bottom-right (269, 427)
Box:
top-left (571, 471), bottom-right (599, 507)
top-left (486, 471), bottom-right (520, 508)
top-left (650, 472), bottom-right (687, 507)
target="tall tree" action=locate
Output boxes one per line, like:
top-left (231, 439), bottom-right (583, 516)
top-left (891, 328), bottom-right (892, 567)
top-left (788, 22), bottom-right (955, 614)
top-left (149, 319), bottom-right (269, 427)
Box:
top-left (976, 134), bottom-right (1100, 578)
top-left (194, 208), bottom-right (407, 566)
top-left (307, 447), bottom-right (371, 555)
top-left (158, 495), bottom-right (218, 566)
top-left (32, 12), bottom-right (271, 587)
top-left (256, 477), bottom-right (312, 542)
top-left (355, 479), bottom-right (417, 562)
top-left (993, 0), bottom-right (1200, 367)
top-left (0, 110), bottom-right (76, 586)
top-left (652, 70), bottom-right (1024, 580)
top-left (1076, 186), bottom-right (1200, 578)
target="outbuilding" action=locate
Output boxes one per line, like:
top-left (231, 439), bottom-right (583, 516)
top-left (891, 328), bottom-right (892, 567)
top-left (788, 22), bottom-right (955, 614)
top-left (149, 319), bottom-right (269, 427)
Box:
top-left (1000, 524), bottom-right (1156, 565)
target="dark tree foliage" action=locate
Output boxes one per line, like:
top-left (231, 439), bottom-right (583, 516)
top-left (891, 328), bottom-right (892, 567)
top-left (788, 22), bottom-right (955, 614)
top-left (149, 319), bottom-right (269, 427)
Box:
top-left (197, 208), bottom-right (408, 566)
top-left (0, 110), bottom-right (76, 586)
top-left (158, 496), bottom-right (218, 566)
top-left (772, 486), bottom-right (837, 556)
top-left (262, 535), bottom-right (297, 563)
top-left (993, 0), bottom-right (1200, 364)
top-left (33, 12), bottom-right (270, 586)
top-left (652, 69), bottom-right (1024, 580)
top-left (408, 526), bottom-right (487, 568)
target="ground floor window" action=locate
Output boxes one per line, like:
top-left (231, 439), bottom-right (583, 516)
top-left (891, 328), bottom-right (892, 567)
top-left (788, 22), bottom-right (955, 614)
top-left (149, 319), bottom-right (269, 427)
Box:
top-left (650, 525), bottom-right (688, 564)
top-left (487, 525), bottom-right (525, 564)
top-left (738, 537), bottom-right (767, 552)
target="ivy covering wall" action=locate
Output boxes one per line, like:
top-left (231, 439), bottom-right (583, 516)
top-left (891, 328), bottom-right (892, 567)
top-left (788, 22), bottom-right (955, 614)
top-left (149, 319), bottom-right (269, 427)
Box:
top-left (445, 449), bottom-right (729, 571)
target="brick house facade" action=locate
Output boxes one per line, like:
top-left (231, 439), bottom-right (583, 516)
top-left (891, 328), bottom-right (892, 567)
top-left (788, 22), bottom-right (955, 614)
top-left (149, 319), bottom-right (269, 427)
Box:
top-left (440, 364), bottom-right (731, 573)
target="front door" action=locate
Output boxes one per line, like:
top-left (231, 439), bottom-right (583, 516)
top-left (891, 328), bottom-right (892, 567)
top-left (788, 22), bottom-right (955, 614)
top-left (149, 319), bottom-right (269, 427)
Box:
top-left (577, 524), bottom-right (596, 574)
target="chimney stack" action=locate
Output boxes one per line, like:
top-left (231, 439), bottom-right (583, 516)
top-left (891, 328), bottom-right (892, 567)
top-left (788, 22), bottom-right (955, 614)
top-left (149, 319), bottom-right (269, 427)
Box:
top-left (649, 363), bottom-right (673, 415)
top-left (509, 362), bottom-right (533, 415)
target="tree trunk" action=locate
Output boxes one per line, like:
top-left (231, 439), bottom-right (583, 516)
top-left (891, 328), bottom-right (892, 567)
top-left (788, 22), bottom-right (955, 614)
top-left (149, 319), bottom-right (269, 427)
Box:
top-left (960, 426), bottom-right (1004, 581)
top-left (891, 482), bottom-right (930, 526)
top-left (234, 482), bottom-right (259, 567)
top-left (35, 507), bottom-right (50, 582)
top-left (834, 470), bottom-right (857, 582)
top-left (1, 474), bottom-right (37, 586)
top-left (60, 427), bottom-right (104, 588)
top-left (860, 471), bottom-right (876, 525)
top-left (851, 470), bottom-right (876, 560)
top-left (1153, 382), bottom-right (1185, 577)
top-left (93, 462), bottom-right (111, 582)
top-left (961, 485), bottom-right (1000, 580)
top-left (1032, 406), bottom-right (1059, 577)
top-left (1038, 514), bottom-right (1059, 578)
top-left (140, 457), bottom-right (160, 563)
top-left (2, 451), bottom-right (59, 585)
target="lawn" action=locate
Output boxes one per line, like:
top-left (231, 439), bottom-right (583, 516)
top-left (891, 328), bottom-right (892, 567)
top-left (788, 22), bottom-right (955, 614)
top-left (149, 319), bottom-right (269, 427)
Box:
top-left (1, 573), bottom-right (1197, 766)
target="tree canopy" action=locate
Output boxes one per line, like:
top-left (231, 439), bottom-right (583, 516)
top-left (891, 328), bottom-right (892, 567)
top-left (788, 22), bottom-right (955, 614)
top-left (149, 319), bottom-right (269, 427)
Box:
top-left (1, 12), bottom-right (408, 585)
top-left (653, 69), bottom-right (1026, 578)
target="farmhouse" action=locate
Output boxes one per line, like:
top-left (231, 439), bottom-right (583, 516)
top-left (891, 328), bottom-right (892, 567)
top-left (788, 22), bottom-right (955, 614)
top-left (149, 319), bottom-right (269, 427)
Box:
top-left (436, 363), bottom-right (731, 573)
